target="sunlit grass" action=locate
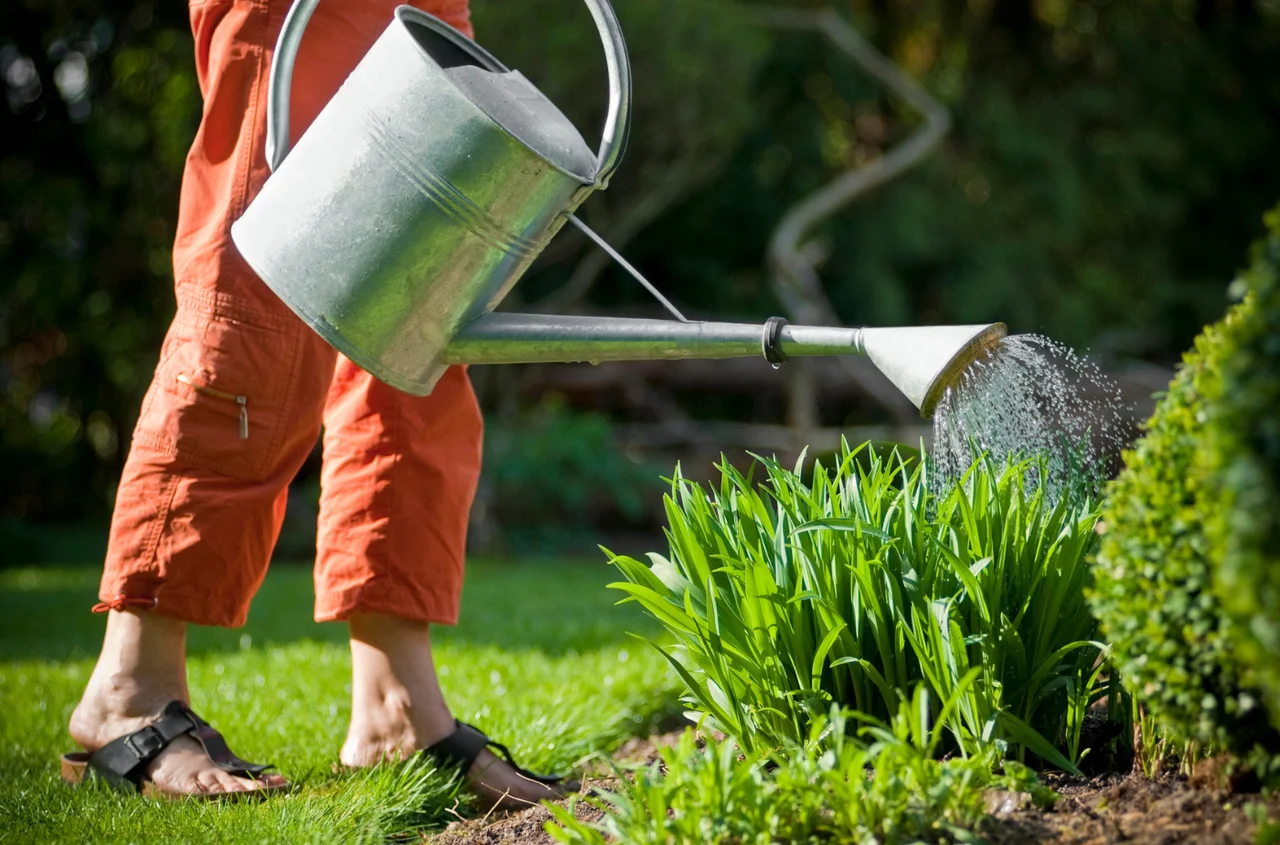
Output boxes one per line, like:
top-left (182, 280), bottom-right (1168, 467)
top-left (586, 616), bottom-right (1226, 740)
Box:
top-left (0, 559), bottom-right (676, 843)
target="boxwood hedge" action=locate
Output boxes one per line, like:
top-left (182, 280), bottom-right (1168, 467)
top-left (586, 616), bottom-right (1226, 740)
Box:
top-left (1204, 205), bottom-right (1280, 726)
top-left (1091, 208), bottom-right (1280, 773)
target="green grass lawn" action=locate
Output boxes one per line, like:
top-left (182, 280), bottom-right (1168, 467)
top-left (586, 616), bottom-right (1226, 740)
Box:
top-left (0, 559), bottom-right (676, 843)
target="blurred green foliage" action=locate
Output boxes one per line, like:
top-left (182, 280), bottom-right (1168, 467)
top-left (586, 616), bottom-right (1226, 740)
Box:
top-left (4, 0), bottom-right (1280, 522)
top-left (1204, 204), bottom-right (1280, 728)
top-left (3, 0), bottom-right (199, 521)
top-left (1091, 214), bottom-right (1280, 777)
top-left (475, 398), bottom-right (663, 556)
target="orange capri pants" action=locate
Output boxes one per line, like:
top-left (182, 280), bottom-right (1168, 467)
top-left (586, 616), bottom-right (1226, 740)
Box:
top-left (97, 0), bottom-right (481, 628)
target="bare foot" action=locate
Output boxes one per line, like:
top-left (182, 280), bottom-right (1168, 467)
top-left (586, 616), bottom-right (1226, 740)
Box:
top-left (342, 613), bottom-right (572, 812)
top-left (341, 712), bottom-right (568, 812)
top-left (69, 610), bottom-right (287, 797)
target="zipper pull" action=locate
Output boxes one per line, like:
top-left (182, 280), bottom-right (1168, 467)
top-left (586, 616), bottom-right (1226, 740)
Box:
top-left (176, 372), bottom-right (250, 440)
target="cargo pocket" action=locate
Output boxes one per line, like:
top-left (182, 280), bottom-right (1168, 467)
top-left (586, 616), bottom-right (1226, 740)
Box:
top-left (135, 306), bottom-right (297, 482)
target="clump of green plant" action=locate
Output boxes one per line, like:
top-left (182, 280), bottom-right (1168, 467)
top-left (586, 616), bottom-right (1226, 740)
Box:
top-left (547, 688), bottom-right (1055, 845)
top-left (1204, 204), bottom-right (1280, 726)
top-left (608, 442), bottom-right (1106, 771)
top-left (1091, 263), bottom-right (1280, 775)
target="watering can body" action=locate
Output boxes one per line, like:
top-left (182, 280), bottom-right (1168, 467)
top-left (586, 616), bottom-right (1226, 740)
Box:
top-left (231, 1), bottom-right (630, 395)
top-left (231, 0), bottom-right (1006, 419)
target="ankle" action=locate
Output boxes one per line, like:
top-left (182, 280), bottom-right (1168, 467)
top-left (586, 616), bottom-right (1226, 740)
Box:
top-left (91, 609), bottom-right (188, 683)
top-left (80, 671), bottom-right (186, 717)
top-left (344, 685), bottom-right (415, 758)
top-left (344, 613), bottom-right (455, 763)
top-left (70, 609), bottom-right (190, 750)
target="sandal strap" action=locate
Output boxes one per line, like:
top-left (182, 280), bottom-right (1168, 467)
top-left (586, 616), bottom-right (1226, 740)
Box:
top-left (423, 721), bottom-right (490, 774)
top-left (85, 701), bottom-right (271, 792)
top-left (422, 720), bottom-right (563, 786)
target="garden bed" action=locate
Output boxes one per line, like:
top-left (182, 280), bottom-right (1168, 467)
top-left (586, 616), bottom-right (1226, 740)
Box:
top-left (431, 731), bottom-right (1280, 845)
top-left (984, 772), bottom-right (1280, 845)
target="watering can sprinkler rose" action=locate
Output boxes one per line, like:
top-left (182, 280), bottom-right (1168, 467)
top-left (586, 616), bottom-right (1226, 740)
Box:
top-left (231, 0), bottom-right (1004, 419)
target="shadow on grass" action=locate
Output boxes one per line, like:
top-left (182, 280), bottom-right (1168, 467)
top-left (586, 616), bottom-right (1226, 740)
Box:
top-left (0, 559), bottom-right (661, 662)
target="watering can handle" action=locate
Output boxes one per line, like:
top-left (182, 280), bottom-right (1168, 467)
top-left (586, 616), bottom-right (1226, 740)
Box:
top-left (265, 0), bottom-right (632, 189)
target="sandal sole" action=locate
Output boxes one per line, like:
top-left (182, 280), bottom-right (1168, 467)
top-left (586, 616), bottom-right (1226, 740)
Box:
top-left (61, 752), bottom-right (288, 801)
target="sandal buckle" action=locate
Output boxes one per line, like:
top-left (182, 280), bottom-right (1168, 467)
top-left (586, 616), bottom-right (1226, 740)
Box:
top-left (124, 725), bottom-right (165, 760)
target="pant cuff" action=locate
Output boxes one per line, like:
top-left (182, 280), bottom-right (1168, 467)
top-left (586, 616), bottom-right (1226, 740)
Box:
top-left (96, 585), bottom-right (252, 628)
top-left (315, 579), bottom-right (460, 626)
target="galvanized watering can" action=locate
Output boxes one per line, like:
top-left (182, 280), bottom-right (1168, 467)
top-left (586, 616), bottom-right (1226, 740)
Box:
top-left (231, 0), bottom-right (1004, 418)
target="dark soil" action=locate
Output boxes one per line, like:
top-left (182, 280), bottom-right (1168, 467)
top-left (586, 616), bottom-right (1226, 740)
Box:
top-left (983, 770), bottom-right (1280, 844)
top-left (429, 792), bottom-right (605, 845)
top-left (427, 731), bottom-right (681, 845)
top-left (428, 733), bottom-right (1280, 845)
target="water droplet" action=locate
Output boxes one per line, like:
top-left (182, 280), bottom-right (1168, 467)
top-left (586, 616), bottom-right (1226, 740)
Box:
top-left (931, 334), bottom-right (1137, 501)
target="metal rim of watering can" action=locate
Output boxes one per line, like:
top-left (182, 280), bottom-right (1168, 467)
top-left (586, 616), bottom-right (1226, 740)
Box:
top-left (263, 0), bottom-right (632, 189)
top-left (917, 322), bottom-right (1007, 419)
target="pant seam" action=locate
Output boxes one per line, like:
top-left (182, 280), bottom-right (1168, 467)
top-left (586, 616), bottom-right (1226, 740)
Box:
top-left (240, 0), bottom-right (298, 482)
top-left (131, 427), bottom-right (176, 463)
top-left (231, 0), bottom-right (267, 224)
top-left (257, 321), bottom-right (302, 480)
top-left (132, 417), bottom-right (266, 482)
top-left (315, 579), bottom-right (459, 625)
top-left (176, 283), bottom-right (294, 331)
top-left (141, 473), bottom-right (181, 580)
top-left (149, 586), bottom-right (250, 627)
top-left (384, 392), bottom-right (402, 590)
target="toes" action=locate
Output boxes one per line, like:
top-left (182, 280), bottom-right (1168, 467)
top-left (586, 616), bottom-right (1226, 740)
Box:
top-left (195, 769), bottom-right (229, 794)
top-left (194, 768), bottom-right (255, 795)
top-left (257, 772), bottom-right (289, 790)
top-left (219, 771), bottom-right (274, 794)
top-left (217, 772), bottom-right (249, 793)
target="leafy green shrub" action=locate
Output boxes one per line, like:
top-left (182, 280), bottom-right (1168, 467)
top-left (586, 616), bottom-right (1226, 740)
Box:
top-left (1204, 205), bottom-right (1280, 725)
top-left (1091, 270), bottom-right (1280, 771)
top-left (548, 689), bottom-right (1054, 845)
top-left (608, 442), bottom-right (1104, 770)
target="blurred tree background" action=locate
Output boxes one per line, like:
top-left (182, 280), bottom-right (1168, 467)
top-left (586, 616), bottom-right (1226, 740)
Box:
top-left (4, 0), bottom-right (1279, 554)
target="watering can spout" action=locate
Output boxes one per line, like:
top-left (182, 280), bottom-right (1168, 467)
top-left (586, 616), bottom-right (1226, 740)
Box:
top-left (443, 314), bottom-right (1006, 419)
top-left (859, 323), bottom-right (1006, 418)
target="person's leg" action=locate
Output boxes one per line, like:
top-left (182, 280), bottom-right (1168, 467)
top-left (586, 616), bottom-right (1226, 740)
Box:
top-left (345, 614), bottom-right (566, 810)
top-left (301, 0), bottom-right (559, 811)
top-left (313, 362), bottom-right (476, 746)
top-left (69, 0), bottom-right (338, 794)
top-left (69, 612), bottom-right (290, 794)
top-left (317, 361), bottom-right (562, 809)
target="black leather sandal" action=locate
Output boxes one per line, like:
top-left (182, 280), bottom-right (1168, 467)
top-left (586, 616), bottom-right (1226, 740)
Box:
top-left (60, 700), bottom-right (284, 799)
top-left (422, 720), bottom-right (576, 791)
